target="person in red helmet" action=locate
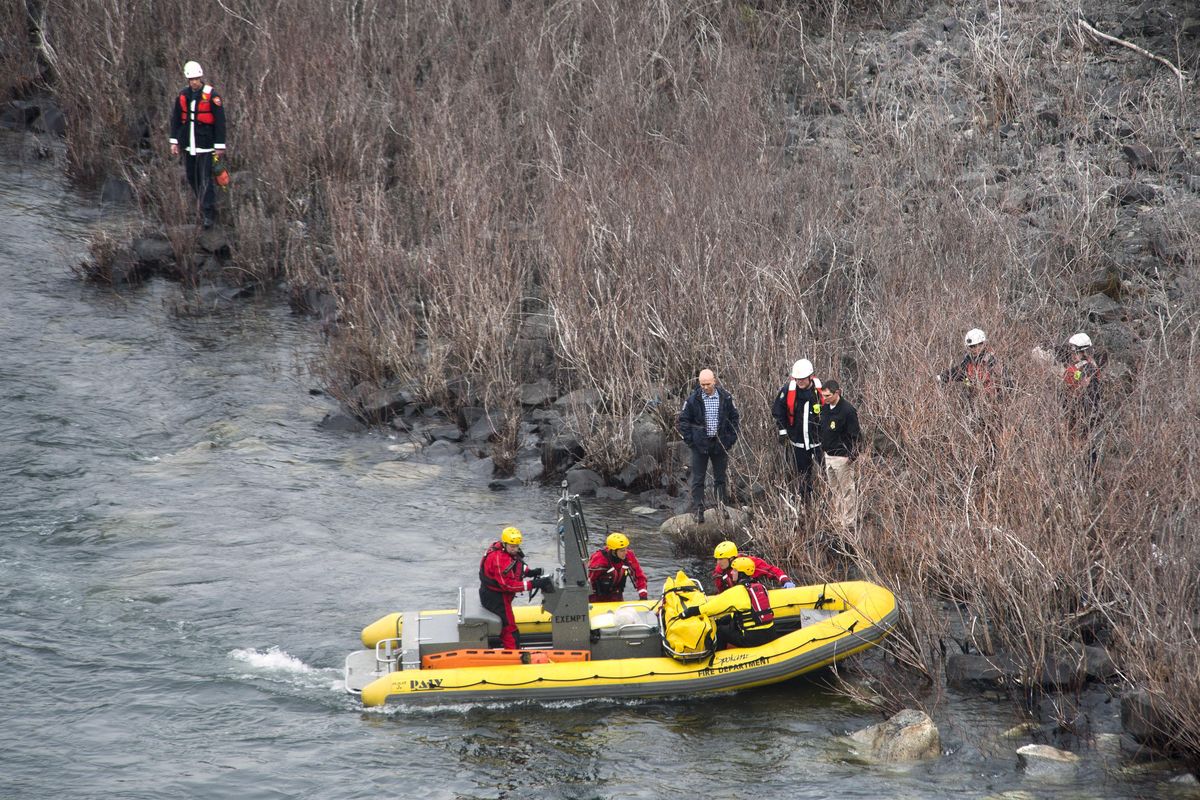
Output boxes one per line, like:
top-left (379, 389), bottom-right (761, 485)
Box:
top-left (711, 540), bottom-right (795, 594)
top-left (587, 531), bottom-right (649, 602)
top-left (479, 526), bottom-right (549, 649)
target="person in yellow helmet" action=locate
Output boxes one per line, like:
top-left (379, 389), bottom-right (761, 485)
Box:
top-left (479, 526), bottom-right (549, 649)
top-left (711, 540), bottom-right (794, 593)
top-left (586, 531), bottom-right (649, 602)
top-left (680, 556), bottom-right (776, 649)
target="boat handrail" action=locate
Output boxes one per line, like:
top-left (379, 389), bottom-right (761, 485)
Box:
top-left (661, 638), bottom-right (714, 662)
top-left (374, 637), bottom-right (402, 672)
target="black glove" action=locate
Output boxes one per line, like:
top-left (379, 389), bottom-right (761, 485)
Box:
top-left (535, 576), bottom-right (555, 594)
top-left (680, 605), bottom-right (700, 619)
top-left (527, 567), bottom-right (544, 579)
top-left (777, 432), bottom-right (789, 444)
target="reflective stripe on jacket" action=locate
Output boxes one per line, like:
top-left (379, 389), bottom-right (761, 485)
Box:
top-left (179, 89), bottom-right (216, 126)
top-left (587, 548), bottom-right (647, 599)
top-left (773, 380), bottom-right (822, 449)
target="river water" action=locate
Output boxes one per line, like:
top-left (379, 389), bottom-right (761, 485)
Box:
top-left (0, 131), bottom-right (1174, 799)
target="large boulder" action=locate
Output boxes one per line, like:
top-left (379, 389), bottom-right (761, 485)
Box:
top-left (32, 101), bottom-right (66, 136)
top-left (0, 99), bottom-right (39, 129)
top-left (515, 457), bottom-right (544, 482)
top-left (613, 454), bottom-right (659, 491)
top-left (423, 424), bottom-right (464, 443)
top-left (1121, 690), bottom-right (1174, 746)
top-left (197, 227), bottom-right (232, 256)
top-left (631, 414), bottom-right (666, 461)
top-left (554, 387), bottom-right (601, 414)
top-left (1108, 181), bottom-right (1159, 205)
top-left (519, 379), bottom-right (556, 407)
top-left (849, 709), bottom-right (941, 762)
top-left (132, 236), bottom-right (176, 269)
top-left (347, 380), bottom-right (412, 423)
top-left (658, 508), bottom-right (751, 555)
top-left (318, 411), bottom-right (366, 433)
top-left (1083, 292), bottom-right (1123, 324)
top-left (542, 431), bottom-right (584, 475)
top-left (100, 175), bottom-right (134, 204)
top-left (565, 466), bottom-right (603, 496)
top-left (945, 653), bottom-right (1011, 691)
top-left (946, 649), bottom-right (1085, 692)
top-left (466, 411), bottom-right (509, 442)
top-left (1016, 744), bottom-right (1080, 781)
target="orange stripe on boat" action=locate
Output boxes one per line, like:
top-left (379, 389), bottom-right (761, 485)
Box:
top-left (420, 648), bottom-right (591, 669)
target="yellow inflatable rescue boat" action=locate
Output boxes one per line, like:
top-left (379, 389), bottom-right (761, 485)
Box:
top-left (344, 490), bottom-right (897, 707)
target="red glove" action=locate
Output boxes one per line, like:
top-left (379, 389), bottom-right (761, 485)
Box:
top-left (638, 590), bottom-right (648, 600)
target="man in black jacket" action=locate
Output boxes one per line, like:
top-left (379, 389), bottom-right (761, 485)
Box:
top-left (169, 60), bottom-right (227, 228)
top-left (817, 380), bottom-right (861, 528)
top-left (677, 368), bottom-right (740, 523)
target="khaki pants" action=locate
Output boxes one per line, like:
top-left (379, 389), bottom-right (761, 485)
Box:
top-left (823, 455), bottom-right (857, 528)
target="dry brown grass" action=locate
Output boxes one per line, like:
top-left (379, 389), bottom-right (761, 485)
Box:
top-left (25, 0), bottom-right (1200, 764)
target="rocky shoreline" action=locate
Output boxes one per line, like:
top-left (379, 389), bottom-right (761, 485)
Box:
top-left (5, 0), bottom-right (1200, 782)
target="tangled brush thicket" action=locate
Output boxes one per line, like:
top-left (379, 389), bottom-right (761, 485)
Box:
top-left (14, 0), bottom-right (1200, 762)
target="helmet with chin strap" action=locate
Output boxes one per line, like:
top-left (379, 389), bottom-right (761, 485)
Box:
top-left (713, 541), bottom-right (738, 560)
top-left (791, 359), bottom-right (814, 379)
top-left (964, 328), bottom-right (987, 347)
top-left (731, 556), bottom-right (756, 577)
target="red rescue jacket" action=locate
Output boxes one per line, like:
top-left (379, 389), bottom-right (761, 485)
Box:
top-left (713, 554), bottom-right (790, 593)
top-left (587, 548), bottom-right (648, 601)
top-left (479, 542), bottom-right (530, 596)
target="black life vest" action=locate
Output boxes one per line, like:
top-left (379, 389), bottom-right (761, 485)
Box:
top-left (479, 543), bottom-right (525, 594)
top-left (595, 551), bottom-right (629, 594)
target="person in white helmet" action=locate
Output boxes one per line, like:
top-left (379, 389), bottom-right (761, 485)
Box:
top-left (771, 358), bottom-right (823, 502)
top-left (938, 328), bottom-right (1001, 393)
top-left (169, 60), bottom-right (227, 228)
top-left (1062, 332), bottom-right (1102, 432)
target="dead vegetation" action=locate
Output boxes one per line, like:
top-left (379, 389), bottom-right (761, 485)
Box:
top-left (11, 0), bottom-right (1200, 765)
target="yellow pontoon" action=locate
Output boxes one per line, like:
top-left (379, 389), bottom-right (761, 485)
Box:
top-left (345, 490), bottom-right (896, 706)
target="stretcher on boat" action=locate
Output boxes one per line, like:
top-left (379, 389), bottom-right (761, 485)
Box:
top-left (344, 489), bottom-right (897, 707)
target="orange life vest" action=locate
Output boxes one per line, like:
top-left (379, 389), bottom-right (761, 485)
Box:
top-left (179, 89), bottom-right (216, 126)
top-left (1063, 359), bottom-right (1099, 391)
top-left (965, 358), bottom-right (996, 391)
top-left (786, 382), bottom-right (820, 426)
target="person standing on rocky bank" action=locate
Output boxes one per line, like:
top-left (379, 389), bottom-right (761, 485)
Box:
top-left (169, 60), bottom-right (226, 228)
top-left (817, 379), bottom-right (861, 530)
top-left (772, 358), bottom-right (823, 502)
top-left (677, 368), bottom-right (740, 524)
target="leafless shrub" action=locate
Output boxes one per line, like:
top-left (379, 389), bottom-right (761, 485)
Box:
top-left (32, 0), bottom-right (1200, 762)
top-left (73, 227), bottom-right (125, 284)
top-left (0, 1), bottom-right (39, 99)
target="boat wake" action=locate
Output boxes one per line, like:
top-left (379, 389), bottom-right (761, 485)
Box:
top-left (229, 646), bottom-right (343, 692)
